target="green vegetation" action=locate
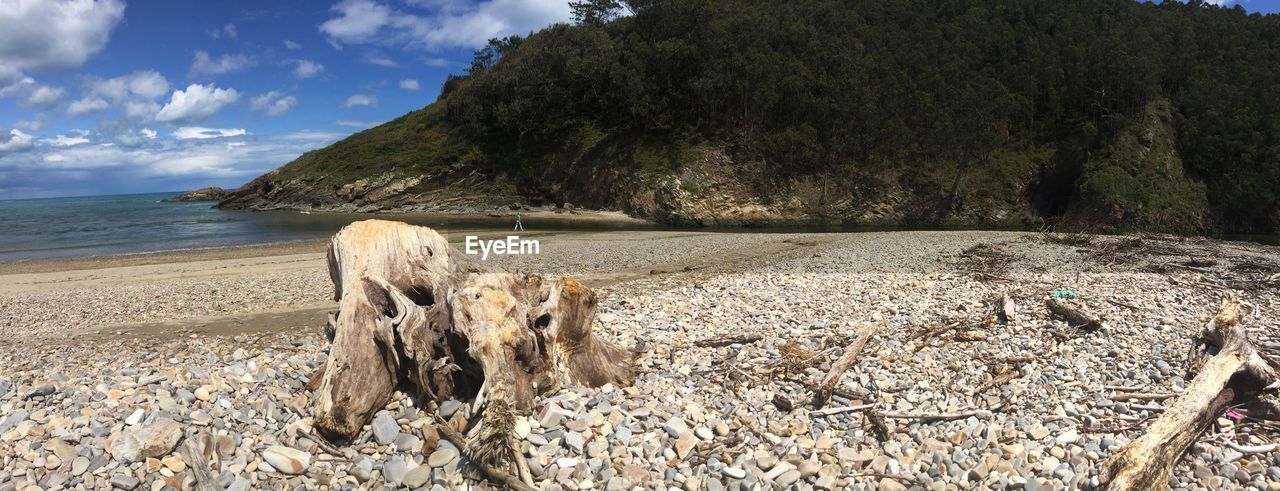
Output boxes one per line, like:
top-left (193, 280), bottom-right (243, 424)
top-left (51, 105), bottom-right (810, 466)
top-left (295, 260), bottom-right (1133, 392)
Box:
top-left (248, 0), bottom-right (1280, 233)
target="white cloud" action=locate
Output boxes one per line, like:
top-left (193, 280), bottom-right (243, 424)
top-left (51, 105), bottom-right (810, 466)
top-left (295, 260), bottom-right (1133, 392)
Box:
top-left (67, 97), bottom-right (108, 115)
top-left (319, 0), bottom-right (571, 51)
top-left (173, 127), bottom-right (248, 139)
top-left (189, 51), bottom-right (255, 77)
top-left (139, 128), bottom-right (156, 139)
top-left (0, 129), bottom-right (34, 153)
top-left (210, 23), bottom-right (237, 39)
top-left (293, 59), bottom-right (325, 78)
top-left (26, 84), bottom-right (64, 106)
top-left (365, 51), bottom-right (400, 67)
top-left (423, 57), bottom-right (449, 67)
top-left (47, 131), bottom-right (90, 147)
top-left (14, 118), bottom-right (46, 132)
top-left (0, 0), bottom-right (125, 71)
top-left (343, 93), bottom-right (376, 108)
top-left (155, 83), bottom-right (241, 124)
top-left (399, 79), bottom-right (419, 90)
top-left (88, 71), bottom-right (170, 101)
top-left (0, 129), bottom-right (349, 198)
top-left (125, 100), bottom-right (161, 120)
top-left (0, 72), bottom-right (63, 107)
top-left (320, 0), bottom-right (392, 45)
top-left (284, 40), bottom-right (302, 50)
top-left (249, 91), bottom-right (297, 116)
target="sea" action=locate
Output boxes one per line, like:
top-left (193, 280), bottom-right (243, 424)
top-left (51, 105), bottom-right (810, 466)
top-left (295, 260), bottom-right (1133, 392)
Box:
top-left (0, 192), bottom-right (654, 262)
top-left (1, 192), bottom-right (1275, 262)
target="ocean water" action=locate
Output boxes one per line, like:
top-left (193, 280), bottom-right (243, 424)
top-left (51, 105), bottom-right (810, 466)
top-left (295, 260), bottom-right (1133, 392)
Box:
top-left (0, 192), bottom-right (653, 262)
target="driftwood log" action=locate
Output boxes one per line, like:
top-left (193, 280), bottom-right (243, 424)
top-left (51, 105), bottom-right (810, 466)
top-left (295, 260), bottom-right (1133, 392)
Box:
top-left (1046, 298), bottom-right (1102, 330)
top-left (310, 220), bottom-right (634, 470)
top-left (1098, 297), bottom-right (1278, 490)
top-left (812, 324), bottom-right (879, 409)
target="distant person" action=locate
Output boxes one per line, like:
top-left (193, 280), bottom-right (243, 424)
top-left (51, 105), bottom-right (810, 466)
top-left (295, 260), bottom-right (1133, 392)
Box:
top-left (514, 212), bottom-right (524, 231)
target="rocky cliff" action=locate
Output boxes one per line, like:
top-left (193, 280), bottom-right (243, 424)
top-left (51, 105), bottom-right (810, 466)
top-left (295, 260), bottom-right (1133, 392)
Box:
top-left (163, 187), bottom-right (230, 202)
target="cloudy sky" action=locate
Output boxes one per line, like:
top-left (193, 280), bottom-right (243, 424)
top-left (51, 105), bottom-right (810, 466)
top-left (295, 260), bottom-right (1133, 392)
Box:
top-left (1, 1), bottom-right (1277, 200)
top-left (0, 0), bottom-right (573, 199)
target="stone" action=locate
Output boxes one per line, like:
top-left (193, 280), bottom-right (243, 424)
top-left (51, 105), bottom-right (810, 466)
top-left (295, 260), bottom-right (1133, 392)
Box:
top-left (44, 438), bottom-right (77, 461)
top-left (71, 456), bottom-right (90, 475)
top-left (539, 404), bottom-right (574, 429)
top-left (514, 418), bottom-right (531, 439)
top-left (161, 455), bottom-right (186, 472)
top-left (439, 400), bottom-right (462, 419)
top-left (665, 416), bottom-right (689, 437)
top-left (403, 464), bottom-right (432, 488)
top-left (108, 418), bottom-right (184, 462)
top-left (261, 446), bottom-right (311, 475)
top-left (383, 457), bottom-right (410, 486)
top-left (1056, 428), bottom-right (1079, 446)
top-left (675, 431), bottom-right (698, 460)
top-left (723, 467), bottom-right (746, 479)
top-left (775, 469), bottom-right (802, 486)
top-left (110, 475), bottom-right (141, 490)
top-left (125, 408), bottom-right (145, 426)
top-left (428, 446), bottom-right (458, 467)
top-left (878, 478), bottom-right (907, 491)
top-left (564, 431), bottom-right (585, 452)
top-left (372, 414), bottom-right (400, 445)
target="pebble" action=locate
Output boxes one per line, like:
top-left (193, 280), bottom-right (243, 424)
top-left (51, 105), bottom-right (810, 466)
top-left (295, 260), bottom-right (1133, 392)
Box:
top-left (372, 413), bottom-right (400, 445)
top-left (403, 464), bottom-right (432, 488)
top-left (428, 446), bottom-right (458, 467)
top-left (261, 446), bottom-right (310, 475)
top-left (4, 231), bottom-right (1280, 490)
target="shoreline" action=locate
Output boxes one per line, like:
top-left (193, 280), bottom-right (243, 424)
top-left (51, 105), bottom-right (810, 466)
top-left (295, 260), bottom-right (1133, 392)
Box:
top-left (3, 230), bottom-right (1280, 489)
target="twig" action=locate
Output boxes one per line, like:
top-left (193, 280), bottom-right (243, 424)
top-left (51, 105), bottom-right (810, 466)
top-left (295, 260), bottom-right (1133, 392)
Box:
top-left (1108, 299), bottom-right (1140, 310)
top-left (880, 403), bottom-right (1003, 423)
top-left (1109, 393), bottom-right (1176, 401)
top-left (694, 335), bottom-right (763, 348)
top-left (810, 404), bottom-right (876, 417)
top-left (299, 428), bottom-right (348, 459)
top-left (813, 324), bottom-right (879, 408)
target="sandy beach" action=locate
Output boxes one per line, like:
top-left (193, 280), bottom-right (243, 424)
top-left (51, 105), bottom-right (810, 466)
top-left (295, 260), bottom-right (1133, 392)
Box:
top-left (3, 229), bottom-right (1280, 490)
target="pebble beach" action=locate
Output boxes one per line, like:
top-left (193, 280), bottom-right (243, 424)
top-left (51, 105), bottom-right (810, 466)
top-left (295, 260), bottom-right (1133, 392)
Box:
top-left (3, 230), bottom-right (1280, 490)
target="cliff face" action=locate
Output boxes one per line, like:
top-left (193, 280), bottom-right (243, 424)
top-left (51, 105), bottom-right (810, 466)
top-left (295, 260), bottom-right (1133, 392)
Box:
top-left (219, 106), bottom-right (1207, 232)
top-left (163, 187), bottom-right (230, 202)
top-left (218, 0), bottom-right (1276, 234)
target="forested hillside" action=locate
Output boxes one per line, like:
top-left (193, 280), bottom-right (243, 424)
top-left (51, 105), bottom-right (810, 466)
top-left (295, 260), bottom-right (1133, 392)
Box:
top-left (220, 0), bottom-right (1280, 234)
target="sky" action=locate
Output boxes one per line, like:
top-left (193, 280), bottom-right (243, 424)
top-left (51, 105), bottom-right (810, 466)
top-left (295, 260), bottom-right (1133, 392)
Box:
top-left (0, 0), bottom-right (574, 199)
top-left (0, 0), bottom-right (1277, 200)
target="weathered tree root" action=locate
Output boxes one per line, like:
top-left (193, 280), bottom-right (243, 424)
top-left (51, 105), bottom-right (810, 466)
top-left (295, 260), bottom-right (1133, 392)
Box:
top-left (1098, 297), bottom-right (1277, 490)
top-left (309, 220), bottom-right (634, 472)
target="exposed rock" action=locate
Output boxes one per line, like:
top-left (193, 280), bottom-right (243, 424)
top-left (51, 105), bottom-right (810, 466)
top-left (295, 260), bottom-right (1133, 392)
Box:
top-left (108, 419), bottom-right (183, 462)
top-left (162, 187), bottom-right (230, 202)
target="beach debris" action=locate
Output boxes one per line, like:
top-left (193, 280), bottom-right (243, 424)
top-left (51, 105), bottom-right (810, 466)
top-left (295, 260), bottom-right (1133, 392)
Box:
top-left (179, 438), bottom-right (225, 491)
top-left (1046, 297), bottom-right (1102, 330)
top-left (694, 334), bottom-right (763, 348)
top-left (1050, 289), bottom-right (1078, 300)
top-left (310, 220), bottom-right (634, 475)
top-left (997, 291), bottom-right (1016, 323)
top-left (812, 323), bottom-right (879, 409)
top-left (1099, 297), bottom-right (1280, 490)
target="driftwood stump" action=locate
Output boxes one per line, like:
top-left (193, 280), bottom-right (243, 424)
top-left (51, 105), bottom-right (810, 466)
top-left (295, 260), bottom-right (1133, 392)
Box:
top-left (1098, 297), bottom-right (1277, 490)
top-left (310, 220), bottom-right (634, 470)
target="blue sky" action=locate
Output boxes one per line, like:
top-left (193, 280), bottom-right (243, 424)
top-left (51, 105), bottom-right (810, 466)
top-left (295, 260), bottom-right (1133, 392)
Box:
top-left (0, 0), bottom-right (1277, 199)
top-left (0, 0), bottom-right (572, 199)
